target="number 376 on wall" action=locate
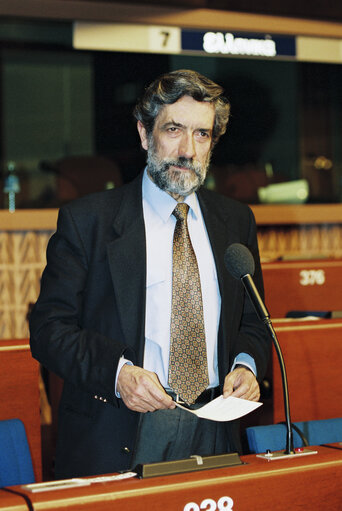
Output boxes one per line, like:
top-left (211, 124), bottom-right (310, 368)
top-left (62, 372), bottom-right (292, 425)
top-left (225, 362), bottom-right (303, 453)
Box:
top-left (184, 496), bottom-right (234, 511)
top-left (299, 269), bottom-right (326, 286)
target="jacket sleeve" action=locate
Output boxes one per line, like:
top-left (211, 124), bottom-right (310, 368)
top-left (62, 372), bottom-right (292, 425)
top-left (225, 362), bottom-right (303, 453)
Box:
top-left (29, 205), bottom-right (134, 406)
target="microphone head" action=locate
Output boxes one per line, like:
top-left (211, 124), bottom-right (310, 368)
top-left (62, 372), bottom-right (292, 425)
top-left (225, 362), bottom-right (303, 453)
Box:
top-left (224, 243), bottom-right (255, 279)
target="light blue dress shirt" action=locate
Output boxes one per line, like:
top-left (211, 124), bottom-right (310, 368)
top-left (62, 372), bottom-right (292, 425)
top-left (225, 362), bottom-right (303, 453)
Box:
top-left (142, 169), bottom-right (221, 388)
top-left (115, 169), bottom-right (256, 394)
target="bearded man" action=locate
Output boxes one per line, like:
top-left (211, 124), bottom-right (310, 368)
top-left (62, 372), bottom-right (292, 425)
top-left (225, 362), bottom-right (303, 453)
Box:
top-left (30, 69), bottom-right (270, 479)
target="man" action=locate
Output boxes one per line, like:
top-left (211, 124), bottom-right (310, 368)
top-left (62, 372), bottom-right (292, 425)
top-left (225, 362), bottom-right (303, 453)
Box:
top-left (30, 69), bottom-right (270, 479)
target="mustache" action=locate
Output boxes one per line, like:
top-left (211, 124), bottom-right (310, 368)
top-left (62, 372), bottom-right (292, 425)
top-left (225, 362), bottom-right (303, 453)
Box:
top-left (162, 157), bottom-right (199, 172)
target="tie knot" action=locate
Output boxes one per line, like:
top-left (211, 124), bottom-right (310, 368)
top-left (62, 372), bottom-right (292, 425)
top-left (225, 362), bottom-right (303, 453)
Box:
top-left (173, 203), bottom-right (189, 222)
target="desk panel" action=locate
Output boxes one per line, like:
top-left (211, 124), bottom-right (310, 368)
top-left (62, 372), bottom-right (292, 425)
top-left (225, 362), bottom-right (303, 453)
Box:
top-left (272, 319), bottom-right (342, 422)
top-left (0, 339), bottom-right (42, 482)
top-left (0, 489), bottom-right (28, 510)
top-left (7, 446), bottom-right (342, 511)
top-left (262, 259), bottom-right (342, 318)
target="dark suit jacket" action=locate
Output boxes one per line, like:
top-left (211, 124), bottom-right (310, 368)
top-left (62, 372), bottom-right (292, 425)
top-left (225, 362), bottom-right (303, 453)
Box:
top-left (30, 172), bottom-right (270, 478)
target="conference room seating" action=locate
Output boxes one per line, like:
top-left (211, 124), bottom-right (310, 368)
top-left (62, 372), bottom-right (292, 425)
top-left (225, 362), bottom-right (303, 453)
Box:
top-left (245, 417), bottom-right (342, 454)
top-left (0, 418), bottom-right (35, 487)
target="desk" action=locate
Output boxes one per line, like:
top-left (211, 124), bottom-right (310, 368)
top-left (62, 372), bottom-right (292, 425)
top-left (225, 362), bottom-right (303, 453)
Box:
top-left (3, 445), bottom-right (341, 510)
top-left (0, 489), bottom-right (28, 510)
top-left (272, 318), bottom-right (342, 423)
top-left (262, 259), bottom-right (342, 318)
top-left (0, 339), bottom-right (42, 482)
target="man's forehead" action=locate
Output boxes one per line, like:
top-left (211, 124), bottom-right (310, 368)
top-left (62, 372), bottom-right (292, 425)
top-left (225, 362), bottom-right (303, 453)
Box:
top-left (155, 95), bottom-right (215, 127)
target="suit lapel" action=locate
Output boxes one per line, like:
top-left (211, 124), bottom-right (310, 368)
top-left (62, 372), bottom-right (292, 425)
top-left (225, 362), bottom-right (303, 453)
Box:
top-left (106, 175), bottom-right (146, 362)
top-left (197, 188), bottom-right (239, 299)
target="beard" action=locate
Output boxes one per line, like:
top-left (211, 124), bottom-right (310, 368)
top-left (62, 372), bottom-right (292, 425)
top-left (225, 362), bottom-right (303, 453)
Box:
top-left (146, 138), bottom-right (211, 197)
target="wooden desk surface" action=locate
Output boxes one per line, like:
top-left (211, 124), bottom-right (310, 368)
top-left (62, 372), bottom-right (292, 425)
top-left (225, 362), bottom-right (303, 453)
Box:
top-left (0, 489), bottom-right (29, 510)
top-left (5, 445), bottom-right (342, 511)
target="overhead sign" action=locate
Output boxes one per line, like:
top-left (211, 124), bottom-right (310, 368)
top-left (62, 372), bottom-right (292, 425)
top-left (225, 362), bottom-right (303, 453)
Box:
top-left (203, 32), bottom-right (277, 57)
top-left (73, 22), bottom-right (181, 53)
top-left (182, 29), bottom-right (296, 58)
top-left (73, 22), bottom-right (342, 63)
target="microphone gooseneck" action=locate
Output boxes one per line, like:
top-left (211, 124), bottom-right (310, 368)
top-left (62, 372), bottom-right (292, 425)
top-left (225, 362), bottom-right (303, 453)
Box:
top-left (224, 243), bottom-right (294, 455)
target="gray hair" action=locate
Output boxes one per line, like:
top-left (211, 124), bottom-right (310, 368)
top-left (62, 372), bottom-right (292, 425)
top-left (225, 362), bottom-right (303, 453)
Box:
top-left (134, 69), bottom-right (230, 146)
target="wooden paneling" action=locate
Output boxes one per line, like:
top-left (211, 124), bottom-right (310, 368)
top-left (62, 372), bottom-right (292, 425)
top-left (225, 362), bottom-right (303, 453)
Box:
top-left (257, 225), bottom-right (342, 261)
top-left (262, 259), bottom-right (342, 318)
top-left (0, 339), bottom-right (42, 482)
top-left (3, 205), bottom-right (342, 232)
top-left (0, 210), bottom-right (57, 231)
top-left (272, 319), bottom-right (342, 423)
top-left (0, 490), bottom-right (28, 510)
top-left (0, 211), bottom-right (56, 339)
top-left (251, 204), bottom-right (342, 225)
top-left (5, 446), bottom-right (342, 510)
top-left (1, 208), bottom-right (342, 338)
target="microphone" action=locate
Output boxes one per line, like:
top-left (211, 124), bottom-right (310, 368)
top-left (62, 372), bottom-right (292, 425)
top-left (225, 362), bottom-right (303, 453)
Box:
top-left (224, 243), bottom-right (270, 324)
top-left (224, 243), bottom-right (294, 455)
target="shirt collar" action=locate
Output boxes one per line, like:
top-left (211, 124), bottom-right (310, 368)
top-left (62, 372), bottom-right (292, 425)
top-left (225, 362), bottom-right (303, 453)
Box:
top-left (142, 168), bottom-right (200, 222)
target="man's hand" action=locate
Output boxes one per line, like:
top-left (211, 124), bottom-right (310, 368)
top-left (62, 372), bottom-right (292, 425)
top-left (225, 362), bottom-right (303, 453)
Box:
top-left (223, 366), bottom-right (260, 402)
top-left (117, 364), bottom-right (176, 413)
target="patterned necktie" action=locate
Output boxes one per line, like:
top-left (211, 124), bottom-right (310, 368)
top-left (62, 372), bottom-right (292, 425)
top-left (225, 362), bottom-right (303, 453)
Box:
top-left (168, 203), bottom-right (209, 405)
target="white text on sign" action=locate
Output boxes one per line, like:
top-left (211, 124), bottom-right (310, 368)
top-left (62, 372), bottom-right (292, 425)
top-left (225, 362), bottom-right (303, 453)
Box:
top-left (184, 496), bottom-right (234, 511)
top-left (299, 269), bottom-right (326, 286)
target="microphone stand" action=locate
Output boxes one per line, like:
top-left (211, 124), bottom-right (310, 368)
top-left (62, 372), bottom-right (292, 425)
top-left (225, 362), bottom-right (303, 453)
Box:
top-left (262, 319), bottom-right (294, 455)
top-left (241, 274), bottom-right (294, 455)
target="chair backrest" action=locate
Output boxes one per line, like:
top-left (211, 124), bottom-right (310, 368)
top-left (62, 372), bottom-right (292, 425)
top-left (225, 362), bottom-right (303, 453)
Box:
top-left (0, 419), bottom-right (35, 487)
top-left (246, 417), bottom-right (342, 454)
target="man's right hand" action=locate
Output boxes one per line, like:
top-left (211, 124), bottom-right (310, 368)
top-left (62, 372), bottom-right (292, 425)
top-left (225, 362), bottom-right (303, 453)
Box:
top-left (117, 364), bottom-right (176, 413)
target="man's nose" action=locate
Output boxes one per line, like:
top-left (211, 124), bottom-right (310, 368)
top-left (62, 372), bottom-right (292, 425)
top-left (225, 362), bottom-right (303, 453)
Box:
top-left (178, 133), bottom-right (196, 159)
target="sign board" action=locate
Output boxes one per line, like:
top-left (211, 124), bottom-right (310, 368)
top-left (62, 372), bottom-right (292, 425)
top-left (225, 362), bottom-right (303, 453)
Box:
top-left (73, 22), bottom-right (342, 64)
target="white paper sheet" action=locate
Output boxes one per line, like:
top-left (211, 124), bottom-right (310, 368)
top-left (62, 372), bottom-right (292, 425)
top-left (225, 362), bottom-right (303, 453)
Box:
top-left (175, 395), bottom-right (262, 422)
top-left (21, 472), bottom-right (137, 492)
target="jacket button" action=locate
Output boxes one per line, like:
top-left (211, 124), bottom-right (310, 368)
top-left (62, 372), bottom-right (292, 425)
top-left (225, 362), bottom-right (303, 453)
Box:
top-left (121, 446), bottom-right (131, 454)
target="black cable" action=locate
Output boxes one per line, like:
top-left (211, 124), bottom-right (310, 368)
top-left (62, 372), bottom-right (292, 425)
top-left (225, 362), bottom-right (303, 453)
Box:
top-left (1, 486), bottom-right (34, 511)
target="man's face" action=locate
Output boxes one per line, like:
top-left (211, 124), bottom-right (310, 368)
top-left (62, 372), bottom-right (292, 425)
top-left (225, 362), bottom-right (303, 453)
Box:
top-left (137, 95), bottom-right (215, 199)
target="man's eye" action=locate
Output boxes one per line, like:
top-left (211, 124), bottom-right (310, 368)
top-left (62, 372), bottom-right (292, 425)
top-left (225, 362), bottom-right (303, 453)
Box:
top-left (198, 130), bottom-right (210, 138)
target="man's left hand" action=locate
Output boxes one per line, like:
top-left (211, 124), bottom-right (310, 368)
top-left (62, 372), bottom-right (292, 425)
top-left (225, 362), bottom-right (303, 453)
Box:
top-left (223, 366), bottom-right (260, 402)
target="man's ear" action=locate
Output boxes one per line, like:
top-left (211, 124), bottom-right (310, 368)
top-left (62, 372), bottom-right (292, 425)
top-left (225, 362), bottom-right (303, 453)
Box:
top-left (137, 121), bottom-right (149, 151)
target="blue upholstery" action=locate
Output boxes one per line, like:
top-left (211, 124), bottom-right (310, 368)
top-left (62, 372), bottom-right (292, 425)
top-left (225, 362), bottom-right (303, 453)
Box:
top-left (246, 418), bottom-right (342, 454)
top-left (0, 419), bottom-right (35, 487)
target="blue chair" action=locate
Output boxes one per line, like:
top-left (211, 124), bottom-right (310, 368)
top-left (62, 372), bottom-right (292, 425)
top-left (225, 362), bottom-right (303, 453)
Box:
top-left (246, 418), bottom-right (342, 454)
top-left (0, 418), bottom-right (35, 487)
